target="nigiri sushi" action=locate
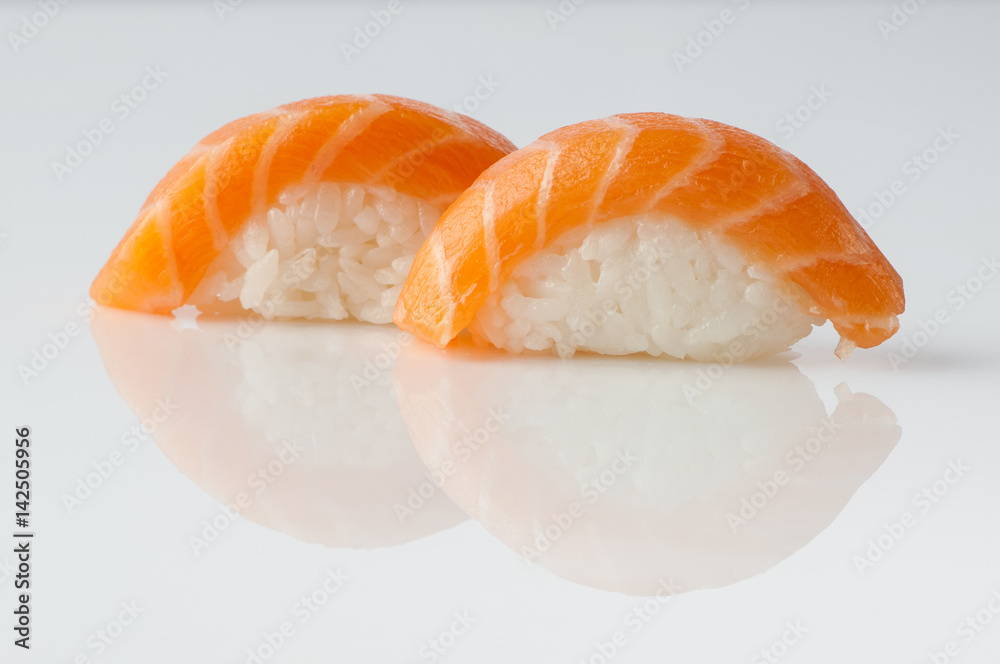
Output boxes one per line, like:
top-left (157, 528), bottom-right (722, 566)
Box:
top-left (394, 113), bottom-right (905, 360)
top-left (91, 94), bottom-right (516, 323)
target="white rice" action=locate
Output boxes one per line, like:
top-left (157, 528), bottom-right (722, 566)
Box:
top-left (470, 214), bottom-right (823, 361)
top-left (190, 183), bottom-right (440, 323)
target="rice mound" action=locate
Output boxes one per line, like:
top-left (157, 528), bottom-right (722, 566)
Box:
top-left (191, 183), bottom-right (440, 323)
top-left (470, 214), bottom-right (822, 361)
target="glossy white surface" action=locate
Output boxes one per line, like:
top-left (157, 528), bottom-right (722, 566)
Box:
top-left (2, 2), bottom-right (999, 663)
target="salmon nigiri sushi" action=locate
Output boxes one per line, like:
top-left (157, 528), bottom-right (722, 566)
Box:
top-left (91, 94), bottom-right (516, 323)
top-left (394, 113), bottom-right (905, 360)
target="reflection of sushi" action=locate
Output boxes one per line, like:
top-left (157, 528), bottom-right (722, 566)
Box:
top-left (393, 342), bottom-right (901, 595)
top-left (91, 94), bottom-right (515, 323)
top-left (395, 114), bottom-right (905, 360)
top-left (92, 307), bottom-right (468, 549)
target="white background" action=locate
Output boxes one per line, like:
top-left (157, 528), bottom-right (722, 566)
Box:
top-left (1, 1), bottom-right (999, 663)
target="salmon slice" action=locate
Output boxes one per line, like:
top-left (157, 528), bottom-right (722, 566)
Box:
top-left (394, 113), bottom-right (905, 358)
top-left (91, 94), bottom-right (516, 314)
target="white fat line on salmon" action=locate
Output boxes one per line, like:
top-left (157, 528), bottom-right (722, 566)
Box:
top-left (774, 85), bottom-right (834, 142)
top-left (61, 398), bottom-right (179, 516)
top-left (886, 254), bottom-right (998, 372)
top-left (574, 580), bottom-right (683, 664)
top-left (878, 0), bottom-right (931, 41)
top-left (852, 459), bottom-right (969, 576)
top-left (392, 405), bottom-right (512, 524)
top-left (381, 127), bottom-right (450, 188)
top-left (923, 588), bottom-right (1000, 664)
top-left (433, 238), bottom-right (457, 341)
top-left (50, 65), bottom-right (169, 182)
top-left (241, 569), bottom-right (349, 664)
top-left (646, 123), bottom-right (725, 209)
top-left (671, 0), bottom-right (752, 73)
top-left (250, 116), bottom-right (297, 220)
top-left (725, 411), bottom-right (845, 535)
top-left (545, 0), bottom-right (586, 32)
top-left (298, 99), bottom-right (392, 196)
top-left (380, 79), bottom-right (500, 185)
top-left (534, 145), bottom-right (561, 248)
top-left (7, 0), bottom-right (71, 53)
top-left (519, 450), bottom-right (638, 563)
top-left (187, 438), bottom-right (311, 558)
top-left (201, 150), bottom-right (230, 251)
top-left (591, 120), bottom-right (640, 218)
top-left (339, 0), bottom-right (410, 63)
top-left (482, 181), bottom-right (501, 292)
top-left (855, 126), bottom-right (959, 229)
